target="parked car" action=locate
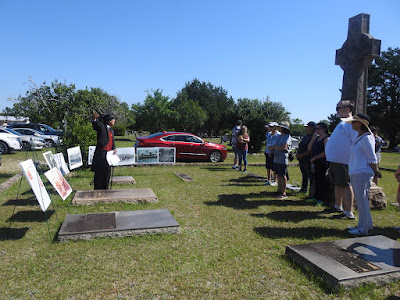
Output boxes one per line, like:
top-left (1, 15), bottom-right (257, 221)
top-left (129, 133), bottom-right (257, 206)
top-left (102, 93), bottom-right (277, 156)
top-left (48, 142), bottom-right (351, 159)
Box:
top-left (135, 132), bottom-right (228, 162)
top-left (0, 127), bottom-right (22, 154)
top-left (1, 127), bottom-right (45, 151)
top-left (12, 128), bottom-right (61, 148)
top-left (8, 123), bottom-right (63, 136)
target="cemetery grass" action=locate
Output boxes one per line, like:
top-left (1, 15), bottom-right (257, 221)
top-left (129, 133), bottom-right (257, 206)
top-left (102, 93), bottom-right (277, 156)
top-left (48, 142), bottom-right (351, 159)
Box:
top-left (0, 152), bottom-right (400, 298)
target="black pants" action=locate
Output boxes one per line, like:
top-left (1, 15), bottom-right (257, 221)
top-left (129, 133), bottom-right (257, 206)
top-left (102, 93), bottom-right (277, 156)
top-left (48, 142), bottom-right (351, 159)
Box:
top-left (314, 160), bottom-right (329, 203)
top-left (92, 149), bottom-right (111, 190)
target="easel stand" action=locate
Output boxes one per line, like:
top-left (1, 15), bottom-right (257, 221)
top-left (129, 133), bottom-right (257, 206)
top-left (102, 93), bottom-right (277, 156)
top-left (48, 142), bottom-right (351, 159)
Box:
top-left (7, 142), bottom-right (60, 242)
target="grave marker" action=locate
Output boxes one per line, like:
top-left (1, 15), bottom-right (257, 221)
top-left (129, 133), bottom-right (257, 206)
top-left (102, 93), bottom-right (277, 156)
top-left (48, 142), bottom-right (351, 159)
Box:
top-left (72, 188), bottom-right (157, 205)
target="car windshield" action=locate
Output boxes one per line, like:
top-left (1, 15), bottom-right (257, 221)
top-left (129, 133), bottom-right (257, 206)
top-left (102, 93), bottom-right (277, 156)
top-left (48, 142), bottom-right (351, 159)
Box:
top-left (146, 132), bottom-right (165, 138)
top-left (38, 124), bottom-right (54, 132)
top-left (3, 128), bottom-right (22, 136)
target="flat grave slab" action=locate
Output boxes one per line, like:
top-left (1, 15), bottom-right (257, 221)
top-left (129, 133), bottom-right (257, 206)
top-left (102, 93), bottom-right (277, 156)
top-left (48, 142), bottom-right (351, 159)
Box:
top-left (72, 188), bottom-right (158, 205)
top-left (111, 176), bottom-right (136, 184)
top-left (174, 172), bottom-right (194, 182)
top-left (58, 209), bottom-right (180, 241)
top-left (286, 235), bottom-right (400, 289)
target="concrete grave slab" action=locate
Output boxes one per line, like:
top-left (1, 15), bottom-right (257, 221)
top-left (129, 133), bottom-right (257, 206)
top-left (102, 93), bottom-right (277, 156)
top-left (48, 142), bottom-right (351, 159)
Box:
top-left (58, 209), bottom-right (180, 241)
top-left (72, 188), bottom-right (157, 205)
top-left (174, 172), bottom-right (194, 182)
top-left (286, 235), bottom-right (400, 289)
top-left (111, 176), bottom-right (136, 184)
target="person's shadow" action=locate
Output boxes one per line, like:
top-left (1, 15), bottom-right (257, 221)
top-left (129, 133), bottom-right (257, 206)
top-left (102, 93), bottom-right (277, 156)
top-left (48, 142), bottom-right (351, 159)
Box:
top-left (347, 242), bottom-right (400, 267)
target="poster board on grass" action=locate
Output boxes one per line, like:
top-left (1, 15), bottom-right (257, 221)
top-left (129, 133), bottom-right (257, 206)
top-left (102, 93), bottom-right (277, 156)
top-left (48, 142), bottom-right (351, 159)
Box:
top-left (44, 167), bottom-right (72, 200)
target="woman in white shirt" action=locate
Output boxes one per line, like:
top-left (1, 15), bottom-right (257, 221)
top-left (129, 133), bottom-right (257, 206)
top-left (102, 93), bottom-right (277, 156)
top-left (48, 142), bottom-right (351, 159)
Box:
top-left (341, 114), bottom-right (382, 236)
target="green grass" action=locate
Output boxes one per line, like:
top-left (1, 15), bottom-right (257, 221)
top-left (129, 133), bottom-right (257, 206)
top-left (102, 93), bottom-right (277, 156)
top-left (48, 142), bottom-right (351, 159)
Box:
top-left (0, 141), bottom-right (400, 299)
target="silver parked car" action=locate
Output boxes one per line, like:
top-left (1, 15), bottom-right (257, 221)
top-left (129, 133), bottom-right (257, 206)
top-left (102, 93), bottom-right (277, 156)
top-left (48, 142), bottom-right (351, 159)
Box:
top-left (13, 128), bottom-right (61, 148)
top-left (1, 127), bottom-right (46, 151)
top-left (0, 127), bottom-right (22, 154)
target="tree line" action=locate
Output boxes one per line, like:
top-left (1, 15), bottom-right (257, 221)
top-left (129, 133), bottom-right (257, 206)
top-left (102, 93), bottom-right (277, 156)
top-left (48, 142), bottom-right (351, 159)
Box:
top-left (2, 47), bottom-right (399, 150)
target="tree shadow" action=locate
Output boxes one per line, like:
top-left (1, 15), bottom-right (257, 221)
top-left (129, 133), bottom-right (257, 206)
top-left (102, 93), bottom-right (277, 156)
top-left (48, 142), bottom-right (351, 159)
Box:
top-left (251, 210), bottom-right (329, 223)
top-left (254, 226), bottom-right (349, 240)
top-left (0, 227), bottom-right (29, 240)
top-left (7, 210), bottom-right (55, 222)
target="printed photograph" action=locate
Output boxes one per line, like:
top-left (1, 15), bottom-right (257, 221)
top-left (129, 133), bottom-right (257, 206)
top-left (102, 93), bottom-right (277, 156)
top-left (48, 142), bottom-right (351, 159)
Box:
top-left (43, 151), bottom-right (57, 170)
top-left (67, 146), bottom-right (83, 170)
top-left (137, 148), bottom-right (159, 164)
top-left (158, 147), bottom-right (176, 163)
top-left (44, 167), bottom-right (72, 200)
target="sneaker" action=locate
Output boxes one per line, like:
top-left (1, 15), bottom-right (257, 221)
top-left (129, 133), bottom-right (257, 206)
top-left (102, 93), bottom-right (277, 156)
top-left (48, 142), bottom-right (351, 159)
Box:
top-left (333, 213), bottom-right (355, 220)
top-left (243, 170), bottom-right (247, 173)
top-left (232, 165), bottom-right (239, 169)
top-left (315, 200), bottom-right (324, 207)
top-left (305, 198), bottom-right (316, 204)
top-left (264, 181), bottom-right (271, 186)
top-left (270, 182), bottom-right (278, 186)
top-left (277, 194), bottom-right (288, 199)
top-left (348, 228), bottom-right (367, 236)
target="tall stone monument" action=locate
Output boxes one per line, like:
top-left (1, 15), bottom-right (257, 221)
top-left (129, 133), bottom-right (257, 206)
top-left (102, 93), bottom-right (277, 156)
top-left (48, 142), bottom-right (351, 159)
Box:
top-left (335, 13), bottom-right (381, 114)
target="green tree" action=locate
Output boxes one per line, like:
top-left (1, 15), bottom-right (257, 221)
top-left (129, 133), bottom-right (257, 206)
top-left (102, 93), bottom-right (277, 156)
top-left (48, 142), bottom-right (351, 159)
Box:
top-left (177, 79), bottom-right (234, 136)
top-left (171, 91), bottom-right (207, 133)
top-left (367, 47), bottom-right (400, 149)
top-left (290, 118), bottom-right (305, 136)
top-left (132, 89), bottom-right (172, 133)
top-left (235, 97), bottom-right (290, 152)
top-left (327, 113), bottom-right (341, 133)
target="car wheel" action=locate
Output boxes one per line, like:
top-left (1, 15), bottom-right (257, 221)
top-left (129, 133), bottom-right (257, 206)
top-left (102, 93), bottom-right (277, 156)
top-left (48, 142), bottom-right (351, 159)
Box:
top-left (0, 141), bottom-right (9, 154)
top-left (22, 141), bottom-right (31, 151)
top-left (44, 140), bottom-right (55, 148)
top-left (209, 150), bottom-right (221, 163)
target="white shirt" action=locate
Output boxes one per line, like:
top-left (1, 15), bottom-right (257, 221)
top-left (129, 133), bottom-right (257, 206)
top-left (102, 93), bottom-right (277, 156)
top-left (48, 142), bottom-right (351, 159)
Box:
top-left (349, 133), bottom-right (378, 176)
top-left (325, 121), bottom-right (358, 164)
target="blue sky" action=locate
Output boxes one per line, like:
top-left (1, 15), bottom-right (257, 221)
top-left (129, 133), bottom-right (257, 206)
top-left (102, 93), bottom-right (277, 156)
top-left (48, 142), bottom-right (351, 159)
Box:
top-left (0, 0), bottom-right (399, 124)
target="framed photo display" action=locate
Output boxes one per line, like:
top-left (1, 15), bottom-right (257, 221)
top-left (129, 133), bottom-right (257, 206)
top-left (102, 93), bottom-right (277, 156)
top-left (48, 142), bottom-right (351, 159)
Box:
top-left (20, 159), bottom-right (52, 212)
top-left (67, 146), bottom-right (83, 170)
top-left (88, 146), bottom-right (96, 165)
top-left (137, 147), bottom-right (159, 164)
top-left (43, 151), bottom-right (57, 170)
top-left (44, 167), bottom-right (73, 200)
top-left (54, 153), bottom-right (70, 175)
top-left (114, 147), bottom-right (136, 166)
top-left (158, 147), bottom-right (176, 164)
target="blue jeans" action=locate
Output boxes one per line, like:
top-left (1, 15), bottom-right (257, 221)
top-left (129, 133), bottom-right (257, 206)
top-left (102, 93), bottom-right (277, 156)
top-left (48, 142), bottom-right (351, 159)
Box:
top-left (238, 150), bottom-right (248, 169)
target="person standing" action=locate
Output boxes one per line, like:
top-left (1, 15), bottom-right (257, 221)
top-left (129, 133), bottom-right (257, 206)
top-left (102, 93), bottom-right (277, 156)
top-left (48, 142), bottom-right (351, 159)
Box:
top-left (371, 126), bottom-right (383, 185)
top-left (394, 164), bottom-right (400, 234)
top-left (325, 100), bottom-right (358, 219)
top-left (341, 114), bottom-right (381, 236)
top-left (236, 125), bottom-right (250, 173)
top-left (265, 122), bottom-right (280, 186)
top-left (307, 123), bottom-right (329, 207)
top-left (231, 120), bottom-right (242, 169)
top-left (91, 111), bottom-right (117, 190)
top-left (296, 121), bottom-right (316, 194)
top-left (269, 121), bottom-right (291, 199)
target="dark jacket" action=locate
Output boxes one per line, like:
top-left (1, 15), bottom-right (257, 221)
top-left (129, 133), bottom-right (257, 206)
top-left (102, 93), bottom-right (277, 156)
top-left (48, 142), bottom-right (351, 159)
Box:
top-left (91, 119), bottom-right (115, 150)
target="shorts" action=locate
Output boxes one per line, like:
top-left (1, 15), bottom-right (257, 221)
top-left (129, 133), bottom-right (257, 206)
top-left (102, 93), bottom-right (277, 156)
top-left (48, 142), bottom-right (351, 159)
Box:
top-left (275, 163), bottom-right (288, 178)
top-left (265, 153), bottom-right (275, 170)
top-left (329, 162), bottom-right (350, 187)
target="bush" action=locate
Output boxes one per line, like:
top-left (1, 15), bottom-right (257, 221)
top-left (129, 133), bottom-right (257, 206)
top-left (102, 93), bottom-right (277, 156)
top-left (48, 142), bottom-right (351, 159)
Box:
top-left (113, 125), bottom-right (126, 136)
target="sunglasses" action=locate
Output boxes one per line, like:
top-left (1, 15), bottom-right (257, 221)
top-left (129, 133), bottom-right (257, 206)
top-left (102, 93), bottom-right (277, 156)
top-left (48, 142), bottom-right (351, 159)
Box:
top-left (336, 106), bottom-right (347, 111)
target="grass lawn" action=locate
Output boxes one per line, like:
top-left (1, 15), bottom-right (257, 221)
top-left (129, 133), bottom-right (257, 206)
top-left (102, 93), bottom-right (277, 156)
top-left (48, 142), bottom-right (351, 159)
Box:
top-left (0, 140), bottom-right (400, 299)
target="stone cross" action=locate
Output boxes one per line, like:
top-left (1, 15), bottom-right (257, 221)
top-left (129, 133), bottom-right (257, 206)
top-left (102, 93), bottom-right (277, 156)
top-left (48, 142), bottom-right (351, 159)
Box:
top-left (335, 13), bottom-right (381, 114)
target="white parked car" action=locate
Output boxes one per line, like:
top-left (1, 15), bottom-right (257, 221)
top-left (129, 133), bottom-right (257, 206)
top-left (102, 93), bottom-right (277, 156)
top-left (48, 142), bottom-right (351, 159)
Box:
top-left (13, 128), bottom-right (61, 148)
top-left (1, 127), bottom-right (46, 151)
top-left (0, 127), bottom-right (22, 154)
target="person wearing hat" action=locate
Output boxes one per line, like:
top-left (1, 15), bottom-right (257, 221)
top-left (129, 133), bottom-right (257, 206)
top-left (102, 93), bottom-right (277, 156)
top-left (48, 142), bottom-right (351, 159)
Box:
top-left (296, 121), bottom-right (316, 194)
top-left (269, 121), bottom-right (292, 199)
top-left (342, 113), bottom-right (381, 236)
top-left (264, 122), bottom-right (280, 186)
top-left (91, 111), bottom-right (117, 190)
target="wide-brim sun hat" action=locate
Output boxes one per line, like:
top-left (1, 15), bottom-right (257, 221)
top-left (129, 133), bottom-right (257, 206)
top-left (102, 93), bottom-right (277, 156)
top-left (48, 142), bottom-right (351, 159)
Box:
top-left (278, 121), bottom-right (290, 132)
top-left (266, 121), bottom-right (279, 127)
top-left (341, 115), bottom-right (372, 133)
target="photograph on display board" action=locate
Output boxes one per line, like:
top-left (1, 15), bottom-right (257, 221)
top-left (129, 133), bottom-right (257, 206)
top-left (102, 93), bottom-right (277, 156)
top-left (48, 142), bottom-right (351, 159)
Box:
top-left (54, 153), bottom-right (70, 175)
top-left (20, 159), bottom-right (52, 212)
top-left (44, 167), bottom-right (73, 200)
top-left (137, 147), bottom-right (159, 164)
top-left (158, 147), bottom-right (176, 164)
top-left (67, 146), bottom-right (83, 170)
top-left (114, 147), bottom-right (135, 166)
top-left (43, 151), bottom-right (57, 170)
top-left (88, 146), bottom-right (96, 165)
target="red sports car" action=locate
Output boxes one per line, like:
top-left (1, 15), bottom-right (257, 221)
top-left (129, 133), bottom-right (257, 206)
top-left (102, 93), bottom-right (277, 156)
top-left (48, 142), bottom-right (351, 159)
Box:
top-left (135, 132), bottom-right (228, 162)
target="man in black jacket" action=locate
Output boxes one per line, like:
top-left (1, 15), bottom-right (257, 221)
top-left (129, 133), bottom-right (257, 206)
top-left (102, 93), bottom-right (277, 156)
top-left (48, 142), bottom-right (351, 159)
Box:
top-left (296, 121), bottom-right (315, 194)
top-left (91, 111), bottom-right (116, 189)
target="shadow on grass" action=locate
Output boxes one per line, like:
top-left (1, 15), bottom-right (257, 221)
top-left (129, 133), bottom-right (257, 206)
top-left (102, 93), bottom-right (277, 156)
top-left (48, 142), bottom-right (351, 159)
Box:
top-left (0, 227), bottom-right (29, 240)
top-left (200, 167), bottom-right (230, 172)
top-left (205, 191), bottom-right (283, 209)
top-left (3, 198), bottom-right (38, 206)
top-left (0, 173), bottom-right (17, 180)
top-left (254, 226), bottom-right (349, 239)
top-left (7, 210), bottom-right (55, 222)
top-left (251, 210), bottom-right (329, 223)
